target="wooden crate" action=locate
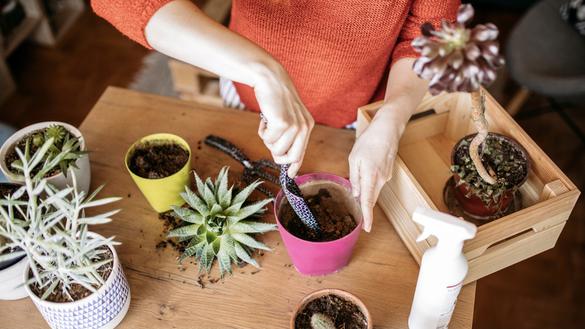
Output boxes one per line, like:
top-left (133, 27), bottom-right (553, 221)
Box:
top-left (356, 89), bottom-right (580, 284)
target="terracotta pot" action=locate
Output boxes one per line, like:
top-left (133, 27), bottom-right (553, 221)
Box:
top-left (0, 122), bottom-right (91, 195)
top-left (24, 233), bottom-right (131, 329)
top-left (291, 288), bottom-right (372, 329)
top-left (451, 133), bottom-right (530, 219)
top-left (275, 173), bottom-right (362, 276)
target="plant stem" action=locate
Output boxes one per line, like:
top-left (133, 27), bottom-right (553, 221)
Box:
top-left (469, 90), bottom-right (497, 185)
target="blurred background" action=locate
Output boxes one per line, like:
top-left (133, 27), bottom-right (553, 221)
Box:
top-left (0, 0), bottom-right (583, 328)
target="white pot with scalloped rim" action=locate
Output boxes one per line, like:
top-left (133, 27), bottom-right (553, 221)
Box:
top-left (0, 122), bottom-right (90, 195)
top-left (0, 256), bottom-right (28, 300)
top-left (24, 235), bottom-right (131, 329)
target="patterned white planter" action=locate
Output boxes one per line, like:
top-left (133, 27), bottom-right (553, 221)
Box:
top-left (24, 243), bottom-right (131, 329)
top-left (0, 256), bottom-right (28, 300)
top-left (0, 121), bottom-right (91, 195)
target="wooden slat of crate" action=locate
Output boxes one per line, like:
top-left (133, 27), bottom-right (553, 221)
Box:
top-left (357, 90), bottom-right (581, 284)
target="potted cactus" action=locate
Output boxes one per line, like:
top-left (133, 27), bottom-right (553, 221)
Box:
top-left (0, 138), bottom-right (130, 329)
top-left (412, 4), bottom-right (530, 220)
top-left (0, 122), bottom-right (90, 194)
top-left (291, 289), bottom-right (372, 329)
top-left (275, 173), bottom-right (363, 276)
top-left (167, 167), bottom-right (276, 276)
top-left (125, 133), bottom-right (191, 213)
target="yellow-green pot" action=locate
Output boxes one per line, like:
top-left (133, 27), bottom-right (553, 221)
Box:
top-left (125, 133), bottom-right (191, 213)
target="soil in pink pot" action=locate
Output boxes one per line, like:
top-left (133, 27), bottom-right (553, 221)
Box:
top-left (279, 188), bottom-right (357, 242)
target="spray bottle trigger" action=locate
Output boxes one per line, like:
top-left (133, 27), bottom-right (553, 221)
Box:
top-left (416, 228), bottom-right (432, 242)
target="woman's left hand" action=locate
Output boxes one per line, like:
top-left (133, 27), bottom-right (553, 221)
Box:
top-left (349, 107), bottom-right (408, 232)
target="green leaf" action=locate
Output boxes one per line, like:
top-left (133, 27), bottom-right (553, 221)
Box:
top-left (199, 243), bottom-right (215, 273)
top-left (232, 198), bottom-right (273, 222)
top-left (194, 171), bottom-right (207, 198)
top-left (231, 233), bottom-right (270, 251)
top-left (167, 224), bottom-right (201, 238)
top-left (171, 206), bottom-right (203, 224)
top-left (226, 180), bottom-right (262, 214)
top-left (202, 182), bottom-right (217, 208)
top-left (181, 187), bottom-right (209, 217)
top-left (234, 242), bottom-right (259, 268)
top-left (230, 221), bottom-right (277, 234)
top-left (220, 187), bottom-right (233, 209)
top-left (216, 167), bottom-right (229, 204)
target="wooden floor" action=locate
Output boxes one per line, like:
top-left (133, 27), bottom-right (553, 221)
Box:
top-left (1, 6), bottom-right (584, 329)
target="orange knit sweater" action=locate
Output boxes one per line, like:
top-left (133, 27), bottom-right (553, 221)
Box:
top-left (92, 0), bottom-right (459, 128)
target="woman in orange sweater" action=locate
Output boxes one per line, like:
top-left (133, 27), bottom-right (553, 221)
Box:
top-left (92, 0), bottom-right (459, 232)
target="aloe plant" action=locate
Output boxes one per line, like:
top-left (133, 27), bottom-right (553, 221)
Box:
top-left (0, 138), bottom-right (120, 301)
top-left (9, 124), bottom-right (86, 178)
top-left (168, 167), bottom-right (276, 277)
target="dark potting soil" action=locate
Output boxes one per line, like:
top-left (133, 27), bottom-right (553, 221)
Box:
top-left (280, 188), bottom-right (356, 242)
top-left (453, 134), bottom-right (528, 188)
top-left (0, 184), bottom-right (19, 198)
top-left (29, 247), bottom-right (113, 303)
top-left (295, 294), bottom-right (368, 329)
top-left (128, 142), bottom-right (189, 179)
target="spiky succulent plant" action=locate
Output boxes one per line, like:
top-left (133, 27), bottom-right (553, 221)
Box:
top-left (412, 4), bottom-right (505, 188)
top-left (10, 124), bottom-right (86, 178)
top-left (168, 167), bottom-right (276, 277)
top-left (0, 138), bottom-right (120, 301)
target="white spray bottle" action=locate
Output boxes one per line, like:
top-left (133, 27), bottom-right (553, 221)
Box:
top-left (408, 207), bottom-right (477, 329)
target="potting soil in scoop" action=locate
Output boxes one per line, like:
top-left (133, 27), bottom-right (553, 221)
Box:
top-left (295, 294), bottom-right (368, 329)
top-left (129, 141), bottom-right (189, 179)
top-left (280, 188), bottom-right (357, 242)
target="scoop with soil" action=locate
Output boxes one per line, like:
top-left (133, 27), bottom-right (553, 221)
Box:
top-left (292, 289), bottom-right (372, 329)
top-left (125, 133), bottom-right (192, 213)
top-left (275, 173), bottom-right (362, 276)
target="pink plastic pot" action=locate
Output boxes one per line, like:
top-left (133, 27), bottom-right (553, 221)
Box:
top-left (274, 173), bottom-right (363, 276)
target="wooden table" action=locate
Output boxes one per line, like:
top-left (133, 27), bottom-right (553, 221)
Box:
top-left (0, 87), bottom-right (476, 328)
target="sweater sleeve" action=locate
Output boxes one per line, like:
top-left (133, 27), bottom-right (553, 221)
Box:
top-left (91, 0), bottom-right (173, 48)
top-left (391, 0), bottom-right (460, 66)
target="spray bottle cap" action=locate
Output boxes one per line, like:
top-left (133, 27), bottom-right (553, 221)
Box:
top-left (413, 207), bottom-right (477, 243)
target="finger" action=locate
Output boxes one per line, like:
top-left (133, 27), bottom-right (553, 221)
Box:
top-left (260, 121), bottom-right (287, 145)
top-left (287, 161), bottom-right (302, 178)
top-left (267, 128), bottom-right (298, 157)
top-left (360, 170), bottom-right (377, 233)
top-left (349, 155), bottom-right (360, 198)
top-left (279, 128), bottom-right (307, 165)
top-left (258, 119), bottom-right (267, 137)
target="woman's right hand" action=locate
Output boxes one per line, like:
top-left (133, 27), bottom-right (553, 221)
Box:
top-left (142, 1), bottom-right (313, 176)
top-left (252, 64), bottom-right (314, 178)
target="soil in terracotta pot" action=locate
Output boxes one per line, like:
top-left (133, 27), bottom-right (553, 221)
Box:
top-left (280, 188), bottom-right (356, 242)
top-left (5, 127), bottom-right (80, 178)
top-left (452, 134), bottom-right (528, 201)
top-left (295, 294), bottom-right (368, 329)
top-left (128, 141), bottom-right (189, 179)
top-left (28, 247), bottom-right (113, 303)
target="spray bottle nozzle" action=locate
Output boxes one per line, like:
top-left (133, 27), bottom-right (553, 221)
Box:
top-left (413, 207), bottom-right (477, 243)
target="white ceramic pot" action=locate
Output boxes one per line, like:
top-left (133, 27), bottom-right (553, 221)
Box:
top-left (0, 256), bottom-right (28, 300)
top-left (0, 122), bottom-right (91, 195)
top-left (24, 240), bottom-right (131, 329)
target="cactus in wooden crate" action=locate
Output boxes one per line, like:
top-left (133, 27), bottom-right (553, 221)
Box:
top-left (167, 167), bottom-right (276, 277)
